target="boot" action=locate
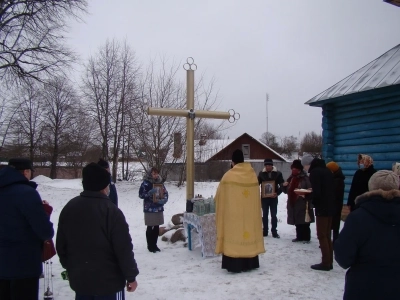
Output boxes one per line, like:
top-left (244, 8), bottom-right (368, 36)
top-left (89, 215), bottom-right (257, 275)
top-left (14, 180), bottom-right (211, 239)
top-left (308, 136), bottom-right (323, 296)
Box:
top-left (272, 232), bottom-right (280, 239)
top-left (310, 263), bottom-right (331, 271)
top-left (152, 227), bottom-right (161, 252)
top-left (146, 230), bottom-right (155, 253)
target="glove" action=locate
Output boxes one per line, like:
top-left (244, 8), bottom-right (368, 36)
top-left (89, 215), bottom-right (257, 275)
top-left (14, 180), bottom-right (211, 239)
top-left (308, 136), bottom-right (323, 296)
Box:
top-left (157, 198), bottom-right (167, 205)
top-left (147, 188), bottom-right (157, 196)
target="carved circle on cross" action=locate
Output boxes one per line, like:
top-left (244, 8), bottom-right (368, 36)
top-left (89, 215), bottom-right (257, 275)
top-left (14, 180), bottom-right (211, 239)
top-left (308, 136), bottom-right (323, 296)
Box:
top-left (183, 57), bottom-right (197, 71)
top-left (228, 109), bottom-right (240, 123)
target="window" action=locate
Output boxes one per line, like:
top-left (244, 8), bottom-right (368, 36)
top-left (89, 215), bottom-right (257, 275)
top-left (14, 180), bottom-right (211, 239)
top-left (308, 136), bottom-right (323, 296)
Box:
top-left (242, 144), bottom-right (250, 159)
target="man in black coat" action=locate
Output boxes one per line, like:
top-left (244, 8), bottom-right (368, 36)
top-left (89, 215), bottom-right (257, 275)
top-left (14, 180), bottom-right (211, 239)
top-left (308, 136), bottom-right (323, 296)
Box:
top-left (308, 158), bottom-right (336, 271)
top-left (334, 170), bottom-right (400, 300)
top-left (56, 163), bottom-right (139, 299)
top-left (326, 161), bottom-right (345, 243)
top-left (98, 158), bottom-right (119, 207)
top-left (258, 158), bottom-right (284, 238)
top-left (0, 158), bottom-right (54, 300)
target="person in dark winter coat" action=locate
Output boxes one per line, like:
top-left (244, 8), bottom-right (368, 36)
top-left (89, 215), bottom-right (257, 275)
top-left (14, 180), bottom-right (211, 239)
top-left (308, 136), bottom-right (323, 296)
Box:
top-left (98, 158), bottom-right (119, 207)
top-left (326, 161), bottom-right (345, 243)
top-left (347, 154), bottom-right (376, 211)
top-left (139, 167), bottom-right (169, 253)
top-left (0, 158), bottom-right (54, 300)
top-left (308, 158), bottom-right (336, 271)
top-left (56, 163), bottom-right (139, 299)
top-left (282, 160), bottom-right (315, 243)
top-left (258, 158), bottom-right (284, 238)
top-left (334, 170), bottom-right (400, 300)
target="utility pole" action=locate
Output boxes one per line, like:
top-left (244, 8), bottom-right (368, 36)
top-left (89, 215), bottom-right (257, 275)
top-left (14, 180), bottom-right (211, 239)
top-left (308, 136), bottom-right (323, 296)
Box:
top-left (266, 93), bottom-right (269, 145)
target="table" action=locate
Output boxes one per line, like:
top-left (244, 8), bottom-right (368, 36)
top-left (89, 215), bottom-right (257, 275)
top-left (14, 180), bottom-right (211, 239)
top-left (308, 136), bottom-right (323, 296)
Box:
top-left (183, 212), bottom-right (218, 257)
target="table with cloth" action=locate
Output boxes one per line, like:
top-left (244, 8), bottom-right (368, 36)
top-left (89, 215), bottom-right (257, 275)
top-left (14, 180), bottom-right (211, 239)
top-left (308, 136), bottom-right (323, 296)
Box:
top-left (183, 212), bottom-right (218, 257)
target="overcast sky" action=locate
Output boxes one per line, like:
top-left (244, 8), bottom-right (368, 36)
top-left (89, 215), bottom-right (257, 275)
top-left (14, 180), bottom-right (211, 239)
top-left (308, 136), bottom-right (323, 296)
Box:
top-left (67, 0), bottom-right (400, 141)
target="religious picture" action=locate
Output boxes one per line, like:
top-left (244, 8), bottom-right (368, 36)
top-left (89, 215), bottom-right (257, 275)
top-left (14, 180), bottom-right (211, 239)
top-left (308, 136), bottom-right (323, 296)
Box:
top-left (153, 184), bottom-right (164, 203)
top-left (261, 181), bottom-right (275, 198)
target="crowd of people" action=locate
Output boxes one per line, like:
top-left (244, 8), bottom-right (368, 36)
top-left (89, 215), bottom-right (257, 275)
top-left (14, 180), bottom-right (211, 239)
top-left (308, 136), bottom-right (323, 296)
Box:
top-left (1, 152), bottom-right (399, 299)
top-left (215, 150), bottom-right (400, 299)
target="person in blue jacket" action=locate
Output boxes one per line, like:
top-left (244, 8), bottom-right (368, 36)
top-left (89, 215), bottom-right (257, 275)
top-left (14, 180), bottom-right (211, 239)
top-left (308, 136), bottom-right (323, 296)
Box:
top-left (98, 158), bottom-right (118, 207)
top-left (0, 158), bottom-right (54, 300)
top-left (334, 170), bottom-right (400, 300)
top-left (139, 167), bottom-right (168, 253)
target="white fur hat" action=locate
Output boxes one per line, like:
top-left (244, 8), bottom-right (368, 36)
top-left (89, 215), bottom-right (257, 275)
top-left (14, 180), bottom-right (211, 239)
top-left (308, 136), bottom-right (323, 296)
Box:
top-left (368, 170), bottom-right (399, 191)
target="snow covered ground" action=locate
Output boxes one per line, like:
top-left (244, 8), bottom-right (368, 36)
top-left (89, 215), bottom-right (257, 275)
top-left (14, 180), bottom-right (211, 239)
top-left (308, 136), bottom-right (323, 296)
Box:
top-left (34, 175), bottom-right (346, 300)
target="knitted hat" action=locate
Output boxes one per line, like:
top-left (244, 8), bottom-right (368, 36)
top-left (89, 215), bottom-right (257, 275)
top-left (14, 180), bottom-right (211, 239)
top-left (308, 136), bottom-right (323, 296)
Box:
top-left (291, 159), bottom-right (303, 170)
top-left (82, 163), bottom-right (110, 191)
top-left (326, 161), bottom-right (340, 173)
top-left (8, 158), bottom-right (34, 171)
top-left (301, 155), bottom-right (313, 166)
top-left (97, 158), bottom-right (109, 169)
top-left (232, 149), bottom-right (244, 164)
top-left (368, 170), bottom-right (399, 191)
top-left (264, 158), bottom-right (273, 166)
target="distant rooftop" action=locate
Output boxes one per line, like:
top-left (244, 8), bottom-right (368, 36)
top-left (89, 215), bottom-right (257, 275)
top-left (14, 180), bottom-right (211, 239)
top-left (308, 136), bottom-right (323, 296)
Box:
top-left (165, 138), bottom-right (233, 163)
top-left (306, 44), bottom-right (400, 106)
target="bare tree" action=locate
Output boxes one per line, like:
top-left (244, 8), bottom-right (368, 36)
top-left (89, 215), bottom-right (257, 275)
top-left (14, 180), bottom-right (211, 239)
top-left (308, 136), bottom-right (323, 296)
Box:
top-left (64, 109), bottom-right (98, 177)
top-left (260, 132), bottom-right (280, 151)
top-left (128, 58), bottom-right (185, 177)
top-left (300, 131), bottom-right (322, 158)
top-left (11, 80), bottom-right (45, 160)
top-left (280, 135), bottom-right (298, 158)
top-left (0, 0), bottom-right (87, 84)
top-left (82, 39), bottom-right (139, 181)
top-left (40, 77), bottom-right (78, 178)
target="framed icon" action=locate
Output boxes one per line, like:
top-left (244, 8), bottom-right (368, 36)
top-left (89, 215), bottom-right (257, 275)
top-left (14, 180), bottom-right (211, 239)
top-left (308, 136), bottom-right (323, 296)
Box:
top-left (261, 181), bottom-right (275, 198)
top-left (152, 184), bottom-right (164, 203)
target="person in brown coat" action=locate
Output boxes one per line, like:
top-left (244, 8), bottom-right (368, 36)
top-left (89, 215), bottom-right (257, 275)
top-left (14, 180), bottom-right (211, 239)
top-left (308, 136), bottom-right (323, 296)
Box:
top-left (282, 160), bottom-right (315, 243)
top-left (326, 161), bottom-right (345, 243)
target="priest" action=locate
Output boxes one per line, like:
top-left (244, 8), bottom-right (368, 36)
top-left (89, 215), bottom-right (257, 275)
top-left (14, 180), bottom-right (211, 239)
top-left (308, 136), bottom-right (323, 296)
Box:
top-left (215, 149), bottom-right (265, 272)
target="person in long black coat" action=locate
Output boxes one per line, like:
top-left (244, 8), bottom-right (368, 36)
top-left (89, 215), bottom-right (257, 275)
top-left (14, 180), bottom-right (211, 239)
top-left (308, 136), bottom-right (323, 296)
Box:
top-left (308, 158), bottom-right (336, 271)
top-left (347, 154), bottom-right (376, 211)
top-left (326, 161), bottom-right (345, 243)
top-left (334, 170), bottom-right (400, 300)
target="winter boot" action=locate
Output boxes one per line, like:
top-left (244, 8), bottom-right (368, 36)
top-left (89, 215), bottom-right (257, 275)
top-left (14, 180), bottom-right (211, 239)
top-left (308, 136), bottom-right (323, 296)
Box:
top-left (152, 227), bottom-right (161, 252)
top-left (272, 232), bottom-right (280, 239)
top-left (310, 263), bottom-right (331, 271)
top-left (146, 229), bottom-right (155, 253)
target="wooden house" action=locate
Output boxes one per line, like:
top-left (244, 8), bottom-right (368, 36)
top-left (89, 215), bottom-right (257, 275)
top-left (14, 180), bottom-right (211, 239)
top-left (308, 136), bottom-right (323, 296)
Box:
top-left (305, 44), bottom-right (400, 203)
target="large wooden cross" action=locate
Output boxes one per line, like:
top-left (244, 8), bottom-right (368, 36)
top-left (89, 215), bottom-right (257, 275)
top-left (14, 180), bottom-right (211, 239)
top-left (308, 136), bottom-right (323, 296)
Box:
top-left (147, 57), bottom-right (239, 209)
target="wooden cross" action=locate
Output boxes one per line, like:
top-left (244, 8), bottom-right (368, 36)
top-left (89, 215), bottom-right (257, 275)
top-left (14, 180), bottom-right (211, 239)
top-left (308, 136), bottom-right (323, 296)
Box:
top-left (147, 57), bottom-right (239, 209)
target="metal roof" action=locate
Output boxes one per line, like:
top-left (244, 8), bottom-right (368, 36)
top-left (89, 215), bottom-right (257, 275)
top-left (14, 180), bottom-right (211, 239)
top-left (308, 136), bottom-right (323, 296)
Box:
top-left (306, 44), bottom-right (400, 106)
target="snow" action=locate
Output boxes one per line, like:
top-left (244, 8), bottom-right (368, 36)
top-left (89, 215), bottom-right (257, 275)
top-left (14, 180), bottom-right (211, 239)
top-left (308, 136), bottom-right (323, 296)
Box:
top-left (34, 176), bottom-right (346, 300)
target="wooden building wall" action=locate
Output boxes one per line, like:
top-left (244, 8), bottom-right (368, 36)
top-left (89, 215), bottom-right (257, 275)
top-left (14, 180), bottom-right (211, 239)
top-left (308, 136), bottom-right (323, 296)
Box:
top-left (322, 86), bottom-right (400, 203)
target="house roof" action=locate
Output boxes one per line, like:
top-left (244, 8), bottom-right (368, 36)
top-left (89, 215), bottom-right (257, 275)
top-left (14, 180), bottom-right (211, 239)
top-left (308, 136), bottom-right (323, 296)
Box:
top-left (164, 133), bottom-right (288, 163)
top-left (207, 133), bottom-right (288, 162)
top-left (164, 138), bottom-right (234, 163)
top-left (306, 44), bottom-right (400, 106)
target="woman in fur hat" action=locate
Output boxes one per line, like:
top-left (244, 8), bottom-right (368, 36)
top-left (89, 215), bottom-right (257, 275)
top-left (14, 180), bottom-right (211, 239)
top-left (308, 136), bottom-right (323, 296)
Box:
top-left (347, 154), bottom-right (376, 211)
top-left (282, 160), bottom-right (315, 243)
top-left (334, 170), bottom-right (400, 300)
top-left (139, 167), bottom-right (169, 253)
